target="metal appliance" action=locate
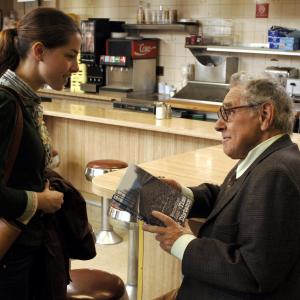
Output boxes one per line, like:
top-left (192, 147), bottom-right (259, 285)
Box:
top-left (170, 46), bottom-right (238, 112)
top-left (170, 48), bottom-right (238, 113)
top-left (194, 55), bottom-right (238, 83)
top-left (286, 78), bottom-right (300, 100)
top-left (265, 66), bottom-right (298, 87)
top-left (99, 38), bottom-right (158, 93)
top-left (80, 18), bottom-right (124, 93)
top-left (173, 81), bottom-right (229, 103)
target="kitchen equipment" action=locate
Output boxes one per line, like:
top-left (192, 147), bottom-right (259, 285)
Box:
top-left (286, 79), bottom-right (300, 99)
top-left (80, 18), bottom-right (124, 93)
top-left (169, 47), bottom-right (237, 113)
top-left (181, 64), bottom-right (194, 87)
top-left (111, 32), bottom-right (128, 39)
top-left (100, 38), bottom-right (158, 93)
top-left (113, 100), bottom-right (155, 113)
top-left (194, 55), bottom-right (238, 83)
top-left (177, 18), bottom-right (199, 25)
top-left (265, 66), bottom-right (298, 87)
top-left (172, 81), bottom-right (229, 103)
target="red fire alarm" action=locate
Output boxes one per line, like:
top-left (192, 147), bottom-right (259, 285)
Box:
top-left (256, 3), bottom-right (269, 18)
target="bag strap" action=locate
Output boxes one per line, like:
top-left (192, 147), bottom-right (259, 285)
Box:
top-left (0, 86), bottom-right (24, 184)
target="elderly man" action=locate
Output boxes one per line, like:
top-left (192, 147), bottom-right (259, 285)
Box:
top-left (143, 73), bottom-right (300, 300)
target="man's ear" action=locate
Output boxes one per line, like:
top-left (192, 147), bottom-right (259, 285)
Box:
top-left (259, 102), bottom-right (274, 131)
top-left (32, 42), bottom-right (45, 62)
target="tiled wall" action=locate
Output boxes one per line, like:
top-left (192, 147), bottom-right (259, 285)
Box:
top-left (58, 0), bottom-right (300, 89)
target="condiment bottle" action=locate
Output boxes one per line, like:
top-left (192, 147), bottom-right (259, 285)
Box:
top-left (156, 102), bottom-right (167, 119)
top-left (166, 104), bottom-right (172, 119)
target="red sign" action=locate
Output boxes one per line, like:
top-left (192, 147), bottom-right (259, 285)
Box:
top-left (132, 40), bottom-right (158, 59)
top-left (256, 3), bottom-right (269, 18)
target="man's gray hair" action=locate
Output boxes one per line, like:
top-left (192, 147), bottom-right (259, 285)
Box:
top-left (230, 72), bottom-right (294, 134)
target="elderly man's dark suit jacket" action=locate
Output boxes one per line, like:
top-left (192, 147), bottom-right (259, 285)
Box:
top-left (177, 134), bottom-right (300, 300)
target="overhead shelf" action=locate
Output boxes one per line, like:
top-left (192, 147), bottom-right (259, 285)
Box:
top-left (186, 45), bottom-right (300, 57)
top-left (123, 23), bottom-right (199, 35)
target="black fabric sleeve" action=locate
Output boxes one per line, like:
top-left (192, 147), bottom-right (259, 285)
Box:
top-left (0, 94), bottom-right (27, 219)
top-left (188, 183), bottom-right (221, 218)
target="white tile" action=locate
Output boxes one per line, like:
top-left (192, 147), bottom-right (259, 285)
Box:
top-left (57, 0), bottom-right (300, 84)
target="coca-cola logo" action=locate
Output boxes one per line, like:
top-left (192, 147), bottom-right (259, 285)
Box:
top-left (134, 43), bottom-right (157, 56)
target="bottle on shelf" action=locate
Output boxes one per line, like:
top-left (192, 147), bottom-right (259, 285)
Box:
top-left (144, 2), bottom-right (152, 24)
top-left (158, 5), bottom-right (164, 24)
top-left (163, 8), bottom-right (169, 24)
top-left (137, 1), bottom-right (145, 24)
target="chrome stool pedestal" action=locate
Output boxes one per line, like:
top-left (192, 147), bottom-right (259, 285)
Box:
top-left (85, 159), bottom-right (128, 245)
top-left (109, 207), bottom-right (138, 300)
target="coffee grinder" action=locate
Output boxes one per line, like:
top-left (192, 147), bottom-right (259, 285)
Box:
top-left (99, 38), bottom-right (158, 94)
top-left (80, 18), bottom-right (124, 93)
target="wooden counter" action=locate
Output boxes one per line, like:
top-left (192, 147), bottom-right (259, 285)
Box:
top-left (92, 137), bottom-right (300, 300)
top-left (42, 98), bottom-right (221, 194)
top-left (39, 88), bottom-right (121, 102)
top-left (42, 99), bottom-right (221, 140)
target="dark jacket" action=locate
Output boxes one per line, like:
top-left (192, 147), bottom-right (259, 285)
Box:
top-left (177, 135), bottom-right (300, 300)
top-left (0, 89), bottom-right (45, 247)
top-left (42, 168), bottom-right (96, 300)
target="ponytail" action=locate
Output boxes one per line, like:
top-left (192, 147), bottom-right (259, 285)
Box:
top-left (0, 28), bottom-right (19, 76)
top-left (0, 8), bottom-right (80, 77)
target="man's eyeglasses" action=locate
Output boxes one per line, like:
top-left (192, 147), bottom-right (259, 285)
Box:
top-left (217, 103), bottom-right (262, 122)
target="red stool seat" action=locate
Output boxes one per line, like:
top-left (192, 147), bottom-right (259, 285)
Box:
top-left (86, 159), bottom-right (128, 170)
top-left (67, 269), bottom-right (127, 300)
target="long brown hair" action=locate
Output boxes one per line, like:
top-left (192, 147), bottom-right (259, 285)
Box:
top-left (0, 7), bottom-right (80, 76)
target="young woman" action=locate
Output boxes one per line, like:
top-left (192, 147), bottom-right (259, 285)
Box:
top-left (0, 7), bottom-right (81, 299)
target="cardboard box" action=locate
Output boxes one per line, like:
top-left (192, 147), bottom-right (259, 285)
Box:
top-left (279, 37), bottom-right (299, 50)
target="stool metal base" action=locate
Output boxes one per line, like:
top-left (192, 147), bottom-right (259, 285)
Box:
top-left (96, 230), bottom-right (122, 245)
top-left (126, 284), bottom-right (137, 300)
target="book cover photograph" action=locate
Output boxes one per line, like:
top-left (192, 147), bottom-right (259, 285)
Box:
top-left (111, 164), bottom-right (193, 226)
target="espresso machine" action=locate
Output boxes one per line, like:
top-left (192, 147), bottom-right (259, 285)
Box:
top-left (80, 18), bottom-right (124, 93)
top-left (99, 38), bottom-right (158, 94)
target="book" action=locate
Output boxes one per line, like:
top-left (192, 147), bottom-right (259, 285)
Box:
top-left (111, 164), bottom-right (193, 226)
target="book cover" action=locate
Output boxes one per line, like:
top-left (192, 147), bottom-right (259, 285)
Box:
top-left (111, 164), bottom-right (193, 226)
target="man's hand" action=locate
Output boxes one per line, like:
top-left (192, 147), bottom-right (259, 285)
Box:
top-left (143, 211), bottom-right (194, 253)
top-left (160, 178), bottom-right (181, 192)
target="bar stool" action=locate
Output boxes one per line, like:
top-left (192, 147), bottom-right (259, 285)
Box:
top-left (67, 268), bottom-right (128, 300)
top-left (109, 208), bottom-right (138, 300)
top-left (85, 159), bottom-right (128, 245)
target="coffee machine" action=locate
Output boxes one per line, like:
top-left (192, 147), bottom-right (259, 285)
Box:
top-left (80, 18), bottom-right (124, 93)
top-left (99, 38), bottom-right (158, 94)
